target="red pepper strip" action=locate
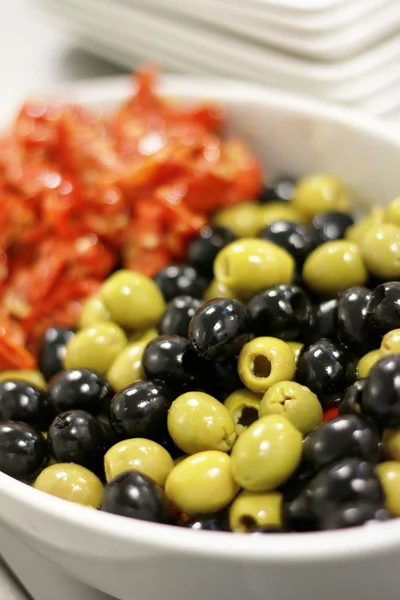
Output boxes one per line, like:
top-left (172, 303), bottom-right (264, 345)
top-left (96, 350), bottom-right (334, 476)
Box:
top-left (323, 406), bottom-right (339, 422)
top-left (0, 331), bottom-right (36, 370)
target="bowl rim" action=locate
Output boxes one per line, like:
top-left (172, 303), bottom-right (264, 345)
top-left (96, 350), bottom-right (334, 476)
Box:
top-left (1, 74), bottom-right (400, 562)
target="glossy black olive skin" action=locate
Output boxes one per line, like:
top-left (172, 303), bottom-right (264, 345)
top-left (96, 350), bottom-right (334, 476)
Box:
top-left (303, 415), bottom-right (380, 473)
top-left (48, 369), bottom-right (114, 416)
top-left (142, 336), bottom-right (197, 394)
top-left (337, 286), bottom-right (380, 352)
top-left (306, 459), bottom-right (384, 523)
top-left (363, 354), bottom-right (400, 427)
top-left (100, 470), bottom-right (174, 524)
top-left (259, 221), bottom-right (318, 265)
top-left (158, 296), bottom-right (203, 337)
top-left (296, 338), bottom-right (356, 407)
top-left (314, 298), bottom-right (338, 340)
top-left (0, 380), bottom-right (54, 429)
top-left (109, 379), bottom-right (174, 440)
top-left (38, 326), bottom-right (75, 381)
top-left (247, 285), bottom-right (314, 341)
top-left (48, 410), bottom-right (110, 474)
top-left (312, 211), bottom-right (354, 243)
top-left (187, 226), bottom-right (237, 277)
top-left (257, 177), bottom-right (296, 204)
top-left (366, 282), bottom-right (400, 335)
top-left (189, 298), bottom-right (251, 362)
top-left (321, 502), bottom-right (394, 530)
top-left (0, 422), bottom-right (48, 480)
top-left (154, 265), bottom-right (208, 301)
top-left (281, 489), bottom-right (317, 532)
top-left (181, 511), bottom-right (228, 531)
top-left (211, 357), bottom-right (242, 400)
top-left (338, 379), bottom-right (366, 417)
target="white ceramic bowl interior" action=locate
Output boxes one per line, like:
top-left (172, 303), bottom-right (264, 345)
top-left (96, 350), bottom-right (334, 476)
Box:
top-left (1, 76), bottom-right (400, 600)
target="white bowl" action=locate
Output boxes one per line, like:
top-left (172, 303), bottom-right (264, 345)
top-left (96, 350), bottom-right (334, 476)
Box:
top-left (1, 76), bottom-right (400, 600)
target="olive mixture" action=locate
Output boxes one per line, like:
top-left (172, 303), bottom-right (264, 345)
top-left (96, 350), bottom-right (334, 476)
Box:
top-left (2, 174), bottom-right (400, 534)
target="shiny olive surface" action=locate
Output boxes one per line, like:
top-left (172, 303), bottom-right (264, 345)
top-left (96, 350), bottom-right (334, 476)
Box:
top-left (296, 338), bottom-right (355, 407)
top-left (247, 285), bottom-right (314, 341)
top-left (142, 336), bottom-right (197, 393)
top-left (38, 326), bottom-right (75, 381)
top-left (189, 298), bottom-right (250, 362)
top-left (363, 355), bottom-right (400, 427)
top-left (109, 379), bottom-right (174, 440)
top-left (321, 502), bottom-right (394, 530)
top-left (187, 225), bottom-right (237, 277)
top-left (259, 220), bottom-right (318, 265)
top-left (0, 380), bottom-right (54, 429)
top-left (338, 379), bottom-right (366, 417)
top-left (180, 512), bottom-right (229, 531)
top-left (48, 369), bottom-right (114, 415)
top-left (154, 265), bottom-right (208, 301)
top-left (337, 286), bottom-right (379, 352)
top-left (158, 296), bottom-right (203, 337)
top-left (34, 463), bottom-right (104, 508)
top-left (0, 422), bottom-right (48, 480)
top-left (257, 177), bottom-right (296, 204)
top-left (314, 298), bottom-right (338, 340)
top-left (312, 211), bottom-right (354, 243)
top-left (303, 415), bottom-right (380, 472)
top-left (366, 282), bottom-right (400, 335)
top-left (100, 470), bottom-right (174, 524)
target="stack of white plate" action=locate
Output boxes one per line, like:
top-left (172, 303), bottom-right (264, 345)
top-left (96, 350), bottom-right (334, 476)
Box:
top-left (38, 0), bottom-right (400, 120)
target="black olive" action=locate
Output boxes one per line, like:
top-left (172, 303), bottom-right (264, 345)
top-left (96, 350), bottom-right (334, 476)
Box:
top-left (100, 470), bottom-right (174, 524)
top-left (154, 265), bottom-right (208, 301)
top-left (189, 298), bottom-right (251, 362)
top-left (0, 380), bottom-right (54, 429)
top-left (259, 221), bottom-right (318, 265)
top-left (257, 177), bottom-right (296, 204)
top-left (0, 422), bottom-right (48, 480)
top-left (363, 354), bottom-right (400, 427)
top-left (337, 286), bottom-right (380, 352)
top-left (306, 459), bottom-right (384, 523)
top-left (303, 415), bottom-right (380, 473)
top-left (248, 525), bottom-right (286, 534)
top-left (48, 369), bottom-right (114, 415)
top-left (211, 356), bottom-right (242, 400)
top-left (338, 379), bottom-right (366, 416)
top-left (48, 410), bottom-right (110, 475)
top-left (142, 336), bottom-right (197, 394)
top-left (312, 211), bottom-right (354, 243)
top-left (366, 282), bottom-right (400, 335)
top-left (157, 430), bottom-right (182, 460)
top-left (109, 379), bottom-right (174, 440)
top-left (321, 502), bottom-right (394, 530)
top-left (158, 296), bottom-right (203, 337)
top-left (187, 226), bottom-right (237, 277)
top-left (296, 338), bottom-right (356, 407)
top-left (247, 284), bottom-right (314, 341)
top-left (38, 326), bottom-right (75, 381)
top-left (281, 489), bottom-right (317, 532)
top-left (181, 511), bottom-right (228, 531)
top-left (313, 298), bottom-right (338, 340)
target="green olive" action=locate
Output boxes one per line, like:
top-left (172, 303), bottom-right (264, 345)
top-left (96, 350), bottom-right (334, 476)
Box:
top-left (213, 201), bottom-right (262, 237)
top-left (101, 269), bottom-right (166, 329)
top-left (345, 208), bottom-right (384, 244)
top-left (377, 461), bottom-right (400, 516)
top-left (287, 341), bottom-right (303, 363)
top-left (204, 279), bottom-right (237, 302)
top-left (107, 341), bottom-right (146, 391)
top-left (231, 414), bottom-right (302, 492)
top-left (104, 438), bottom-right (174, 487)
top-left (359, 224), bottom-right (400, 279)
top-left (33, 463), bottom-right (104, 508)
top-left (79, 295), bottom-right (111, 329)
top-left (303, 241), bottom-right (367, 296)
top-left (64, 322), bottom-right (127, 375)
top-left (238, 337), bottom-right (295, 394)
top-left (293, 174), bottom-right (350, 219)
top-left (357, 349), bottom-right (382, 379)
top-left (381, 329), bottom-right (400, 355)
top-left (165, 451), bottom-right (240, 513)
top-left (223, 389), bottom-right (261, 435)
top-left (259, 381), bottom-right (323, 434)
top-left (384, 197), bottom-right (400, 227)
top-left (259, 202), bottom-right (307, 228)
top-left (167, 391), bottom-right (237, 454)
top-left (128, 328), bottom-right (158, 344)
top-left (382, 430), bottom-right (400, 461)
top-left (214, 238), bottom-right (295, 296)
top-left (0, 370), bottom-right (46, 389)
top-left (229, 490), bottom-right (283, 532)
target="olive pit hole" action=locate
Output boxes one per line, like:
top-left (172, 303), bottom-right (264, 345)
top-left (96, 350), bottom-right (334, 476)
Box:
top-left (252, 355), bottom-right (271, 378)
top-left (240, 515), bottom-right (257, 530)
top-left (238, 406), bottom-right (259, 428)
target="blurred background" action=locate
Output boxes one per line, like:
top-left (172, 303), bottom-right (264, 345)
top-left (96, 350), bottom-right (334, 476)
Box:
top-left (1, 0), bottom-right (400, 125)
